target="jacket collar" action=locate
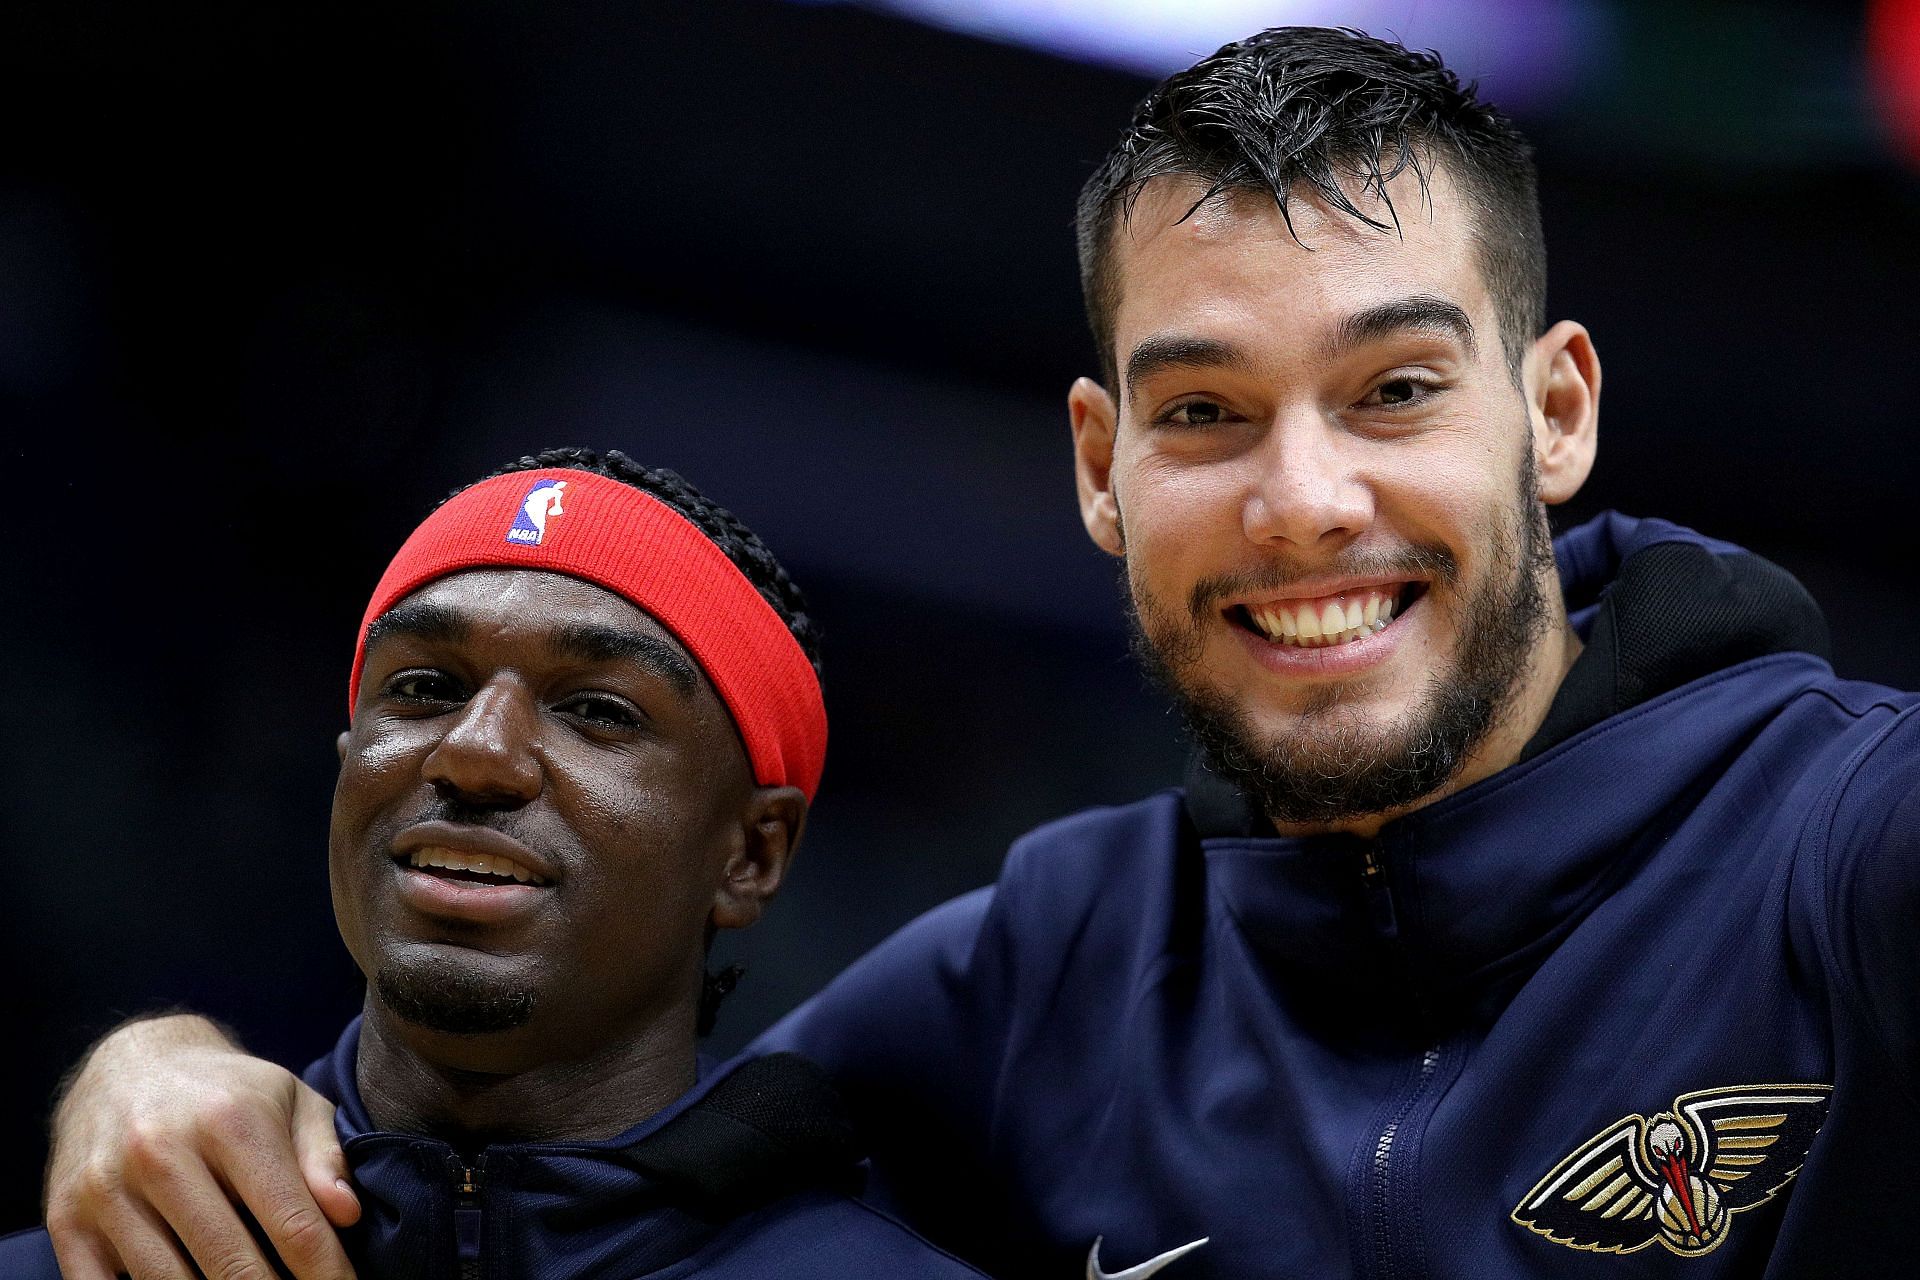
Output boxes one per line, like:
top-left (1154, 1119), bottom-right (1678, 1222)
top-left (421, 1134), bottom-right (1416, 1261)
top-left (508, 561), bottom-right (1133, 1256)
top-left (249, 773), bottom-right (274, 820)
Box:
top-left (1190, 513), bottom-right (1832, 1034)
top-left (306, 1020), bottom-right (862, 1271)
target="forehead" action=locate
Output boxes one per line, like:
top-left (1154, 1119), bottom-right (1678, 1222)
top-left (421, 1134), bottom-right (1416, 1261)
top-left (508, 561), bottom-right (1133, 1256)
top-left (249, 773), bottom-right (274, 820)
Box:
top-left (387, 569), bottom-right (660, 636)
top-left (370, 569), bottom-right (702, 691)
top-left (1109, 166), bottom-right (1491, 362)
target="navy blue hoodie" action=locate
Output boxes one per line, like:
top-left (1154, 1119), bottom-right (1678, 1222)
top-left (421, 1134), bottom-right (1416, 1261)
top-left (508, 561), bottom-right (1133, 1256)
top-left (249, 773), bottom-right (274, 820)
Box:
top-left (756, 514), bottom-right (1920, 1278)
top-left (0, 1020), bottom-right (987, 1278)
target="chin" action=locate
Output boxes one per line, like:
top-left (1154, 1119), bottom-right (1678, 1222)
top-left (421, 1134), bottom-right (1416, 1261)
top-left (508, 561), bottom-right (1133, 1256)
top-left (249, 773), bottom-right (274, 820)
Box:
top-left (374, 950), bottom-right (540, 1037)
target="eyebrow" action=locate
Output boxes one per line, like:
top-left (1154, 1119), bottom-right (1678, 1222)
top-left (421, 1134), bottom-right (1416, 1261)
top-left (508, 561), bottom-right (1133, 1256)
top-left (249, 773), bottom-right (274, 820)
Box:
top-left (1323, 294), bottom-right (1478, 363)
top-left (363, 601), bottom-right (702, 700)
top-left (1123, 334), bottom-right (1253, 398)
top-left (551, 622), bottom-right (701, 699)
top-left (362, 600), bottom-right (470, 652)
top-left (1121, 294), bottom-right (1477, 401)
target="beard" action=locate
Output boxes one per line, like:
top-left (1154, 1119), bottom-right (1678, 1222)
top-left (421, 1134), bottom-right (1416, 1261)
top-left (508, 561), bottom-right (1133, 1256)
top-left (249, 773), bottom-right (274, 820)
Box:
top-left (374, 953), bottom-right (537, 1035)
top-left (1125, 451), bottom-right (1558, 827)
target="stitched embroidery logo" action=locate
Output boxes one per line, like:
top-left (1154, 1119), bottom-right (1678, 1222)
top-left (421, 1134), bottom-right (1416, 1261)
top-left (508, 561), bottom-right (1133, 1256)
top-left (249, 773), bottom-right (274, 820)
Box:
top-left (507, 479), bottom-right (568, 546)
top-left (1511, 1083), bottom-right (1830, 1257)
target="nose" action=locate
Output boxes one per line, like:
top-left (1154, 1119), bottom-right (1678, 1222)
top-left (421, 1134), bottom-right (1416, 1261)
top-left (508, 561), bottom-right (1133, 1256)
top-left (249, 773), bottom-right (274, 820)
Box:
top-left (421, 678), bottom-right (543, 808)
top-left (1239, 414), bottom-right (1374, 549)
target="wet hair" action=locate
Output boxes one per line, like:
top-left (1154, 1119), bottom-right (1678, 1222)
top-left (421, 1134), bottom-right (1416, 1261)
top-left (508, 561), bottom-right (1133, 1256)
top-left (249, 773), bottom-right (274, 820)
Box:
top-left (469, 446), bottom-right (821, 1036)
top-left (1075, 26), bottom-right (1547, 385)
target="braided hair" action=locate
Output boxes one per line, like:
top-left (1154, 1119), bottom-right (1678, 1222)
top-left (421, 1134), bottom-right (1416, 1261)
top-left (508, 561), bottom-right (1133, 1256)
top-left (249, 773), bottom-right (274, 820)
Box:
top-left (462, 446), bottom-right (823, 1036)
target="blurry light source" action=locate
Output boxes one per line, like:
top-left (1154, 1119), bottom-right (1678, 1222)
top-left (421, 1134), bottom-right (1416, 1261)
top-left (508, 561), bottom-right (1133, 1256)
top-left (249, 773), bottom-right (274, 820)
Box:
top-left (802, 0), bottom-right (1610, 112)
top-left (1870, 0), bottom-right (1920, 165)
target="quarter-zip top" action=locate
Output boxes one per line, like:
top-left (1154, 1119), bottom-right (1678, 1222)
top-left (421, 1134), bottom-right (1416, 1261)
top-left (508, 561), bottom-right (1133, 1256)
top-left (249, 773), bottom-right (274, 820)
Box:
top-left (296, 1021), bottom-right (989, 1280)
top-left (759, 513), bottom-right (1920, 1278)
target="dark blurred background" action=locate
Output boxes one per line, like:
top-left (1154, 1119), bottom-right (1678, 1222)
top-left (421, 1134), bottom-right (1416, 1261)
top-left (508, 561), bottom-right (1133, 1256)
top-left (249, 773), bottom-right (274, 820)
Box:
top-left (3, 0), bottom-right (1917, 1231)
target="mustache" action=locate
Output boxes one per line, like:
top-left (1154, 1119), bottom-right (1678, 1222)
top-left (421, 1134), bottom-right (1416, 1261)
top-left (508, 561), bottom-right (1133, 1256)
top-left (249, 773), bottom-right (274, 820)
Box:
top-left (1186, 544), bottom-right (1459, 624)
top-left (408, 795), bottom-right (532, 834)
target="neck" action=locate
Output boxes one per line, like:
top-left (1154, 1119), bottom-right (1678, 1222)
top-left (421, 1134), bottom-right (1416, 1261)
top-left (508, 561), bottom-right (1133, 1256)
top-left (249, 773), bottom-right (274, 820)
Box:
top-left (1269, 615), bottom-right (1584, 840)
top-left (355, 999), bottom-right (698, 1147)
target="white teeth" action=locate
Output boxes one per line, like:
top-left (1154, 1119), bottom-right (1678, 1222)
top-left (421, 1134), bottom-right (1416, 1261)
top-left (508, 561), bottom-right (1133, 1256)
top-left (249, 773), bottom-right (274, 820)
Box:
top-left (407, 846), bottom-right (543, 885)
top-left (1243, 587), bottom-right (1410, 649)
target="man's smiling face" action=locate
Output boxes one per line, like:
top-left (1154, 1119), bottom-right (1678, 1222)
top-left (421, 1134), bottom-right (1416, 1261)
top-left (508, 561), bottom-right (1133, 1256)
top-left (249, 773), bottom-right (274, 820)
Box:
top-left (1072, 166), bottom-right (1598, 832)
top-left (330, 568), bottom-right (772, 1072)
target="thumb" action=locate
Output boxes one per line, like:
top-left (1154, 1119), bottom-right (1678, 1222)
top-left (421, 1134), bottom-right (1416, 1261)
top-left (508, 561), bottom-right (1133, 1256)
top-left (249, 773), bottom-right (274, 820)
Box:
top-left (292, 1084), bottom-right (359, 1227)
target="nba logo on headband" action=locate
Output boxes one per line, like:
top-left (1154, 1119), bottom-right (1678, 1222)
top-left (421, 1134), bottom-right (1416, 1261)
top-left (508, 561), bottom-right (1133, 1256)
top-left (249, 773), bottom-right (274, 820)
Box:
top-left (506, 479), bottom-right (568, 546)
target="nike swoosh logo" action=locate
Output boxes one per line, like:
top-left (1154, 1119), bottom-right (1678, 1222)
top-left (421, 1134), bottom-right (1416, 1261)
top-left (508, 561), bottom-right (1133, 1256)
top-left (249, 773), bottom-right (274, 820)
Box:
top-left (1086, 1234), bottom-right (1210, 1280)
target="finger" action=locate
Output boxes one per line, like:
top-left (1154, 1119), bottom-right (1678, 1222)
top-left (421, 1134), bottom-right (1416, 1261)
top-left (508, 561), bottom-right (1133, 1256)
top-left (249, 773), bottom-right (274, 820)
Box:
top-left (292, 1085), bottom-right (359, 1228)
top-left (215, 1133), bottom-right (357, 1280)
top-left (45, 1222), bottom-right (123, 1280)
top-left (93, 1199), bottom-right (197, 1280)
top-left (141, 1158), bottom-right (285, 1280)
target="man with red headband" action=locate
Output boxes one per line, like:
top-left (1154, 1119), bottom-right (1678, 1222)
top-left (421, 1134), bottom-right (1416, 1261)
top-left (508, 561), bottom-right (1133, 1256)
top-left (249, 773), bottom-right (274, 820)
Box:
top-left (1, 448), bottom-right (984, 1279)
top-left (31, 25), bottom-right (1920, 1280)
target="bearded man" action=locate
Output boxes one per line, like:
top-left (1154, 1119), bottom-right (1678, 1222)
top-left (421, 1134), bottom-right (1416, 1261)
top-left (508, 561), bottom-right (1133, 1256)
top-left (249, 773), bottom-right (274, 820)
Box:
top-left (34, 27), bottom-right (1920, 1280)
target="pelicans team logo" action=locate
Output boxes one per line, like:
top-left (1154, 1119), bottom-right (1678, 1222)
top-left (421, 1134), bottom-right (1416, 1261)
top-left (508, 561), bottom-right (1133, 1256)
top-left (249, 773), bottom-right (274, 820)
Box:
top-left (1512, 1083), bottom-right (1830, 1257)
top-left (506, 479), bottom-right (568, 546)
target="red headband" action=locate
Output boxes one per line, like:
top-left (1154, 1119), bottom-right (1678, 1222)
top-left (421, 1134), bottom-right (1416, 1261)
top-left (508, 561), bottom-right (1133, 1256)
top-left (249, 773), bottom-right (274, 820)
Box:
top-left (348, 468), bottom-right (827, 800)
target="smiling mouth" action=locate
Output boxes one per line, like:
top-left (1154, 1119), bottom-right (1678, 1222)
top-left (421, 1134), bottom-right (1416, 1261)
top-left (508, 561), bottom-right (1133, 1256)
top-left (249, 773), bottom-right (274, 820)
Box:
top-left (1229, 583), bottom-right (1427, 648)
top-left (403, 846), bottom-right (550, 887)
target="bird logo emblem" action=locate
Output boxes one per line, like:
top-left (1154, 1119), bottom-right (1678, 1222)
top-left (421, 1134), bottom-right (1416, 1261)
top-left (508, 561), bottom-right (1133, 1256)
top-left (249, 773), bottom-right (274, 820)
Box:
top-left (1511, 1083), bottom-right (1831, 1257)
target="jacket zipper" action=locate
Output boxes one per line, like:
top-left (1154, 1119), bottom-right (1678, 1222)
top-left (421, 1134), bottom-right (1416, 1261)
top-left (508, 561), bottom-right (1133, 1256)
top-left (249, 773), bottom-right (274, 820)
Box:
top-left (1370, 1046), bottom-right (1440, 1280)
top-left (1359, 844), bottom-right (1438, 1280)
top-left (450, 1155), bottom-right (486, 1280)
top-left (1360, 846), bottom-right (1398, 938)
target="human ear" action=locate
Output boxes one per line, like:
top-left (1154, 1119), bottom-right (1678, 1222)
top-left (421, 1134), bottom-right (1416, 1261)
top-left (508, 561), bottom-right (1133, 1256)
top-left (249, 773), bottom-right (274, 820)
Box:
top-left (1069, 376), bottom-right (1125, 557)
top-left (709, 787), bottom-right (806, 931)
top-left (1525, 320), bottom-right (1601, 505)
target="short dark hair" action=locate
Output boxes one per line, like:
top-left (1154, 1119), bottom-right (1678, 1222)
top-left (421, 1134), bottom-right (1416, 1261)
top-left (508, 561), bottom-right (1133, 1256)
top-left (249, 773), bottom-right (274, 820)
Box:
top-left (1075, 26), bottom-right (1546, 386)
top-left (473, 446), bottom-right (823, 680)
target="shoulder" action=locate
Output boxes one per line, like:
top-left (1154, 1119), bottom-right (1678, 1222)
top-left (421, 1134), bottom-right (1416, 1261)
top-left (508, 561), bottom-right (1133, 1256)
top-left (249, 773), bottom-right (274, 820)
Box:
top-left (993, 790), bottom-right (1189, 911)
top-left (0, 1228), bottom-right (62, 1279)
top-left (1787, 681), bottom-right (1920, 1081)
top-left (753, 793), bottom-right (1190, 1096)
top-left (692, 1189), bottom-right (992, 1277)
top-left (762, 793), bottom-right (1188, 1036)
top-left (1801, 679), bottom-right (1920, 883)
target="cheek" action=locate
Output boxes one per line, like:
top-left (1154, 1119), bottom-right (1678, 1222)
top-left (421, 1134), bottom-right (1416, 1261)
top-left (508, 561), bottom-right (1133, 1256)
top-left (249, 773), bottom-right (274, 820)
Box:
top-left (1118, 457), bottom-right (1237, 564)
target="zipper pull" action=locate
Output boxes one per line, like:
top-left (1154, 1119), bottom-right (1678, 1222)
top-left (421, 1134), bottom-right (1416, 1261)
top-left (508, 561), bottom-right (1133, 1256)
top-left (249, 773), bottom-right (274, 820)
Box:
top-left (449, 1156), bottom-right (485, 1280)
top-left (1361, 846), bottom-right (1399, 939)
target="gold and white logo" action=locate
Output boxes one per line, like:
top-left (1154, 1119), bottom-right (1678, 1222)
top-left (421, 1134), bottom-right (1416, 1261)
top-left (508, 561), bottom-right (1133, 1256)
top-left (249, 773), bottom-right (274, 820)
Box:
top-left (1512, 1083), bottom-right (1831, 1257)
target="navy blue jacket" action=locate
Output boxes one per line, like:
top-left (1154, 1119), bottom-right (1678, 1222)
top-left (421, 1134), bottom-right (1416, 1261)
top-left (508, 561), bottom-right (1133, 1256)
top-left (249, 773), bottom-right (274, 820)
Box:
top-left (0, 1020), bottom-right (987, 1278)
top-left (757, 514), bottom-right (1920, 1278)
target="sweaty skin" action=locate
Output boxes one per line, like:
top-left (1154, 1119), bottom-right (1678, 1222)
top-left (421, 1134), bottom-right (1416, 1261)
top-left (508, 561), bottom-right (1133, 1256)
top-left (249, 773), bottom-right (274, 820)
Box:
top-left (43, 168), bottom-right (1600, 1279)
top-left (44, 568), bottom-right (804, 1280)
top-left (1071, 170), bottom-right (1598, 836)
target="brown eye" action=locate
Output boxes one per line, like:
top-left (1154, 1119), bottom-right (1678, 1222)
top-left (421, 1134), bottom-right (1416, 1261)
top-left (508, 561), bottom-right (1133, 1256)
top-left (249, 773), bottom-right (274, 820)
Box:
top-left (390, 672), bottom-right (462, 703)
top-left (1166, 400), bottom-right (1225, 427)
top-left (558, 693), bottom-right (640, 729)
top-left (1362, 376), bottom-right (1442, 409)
